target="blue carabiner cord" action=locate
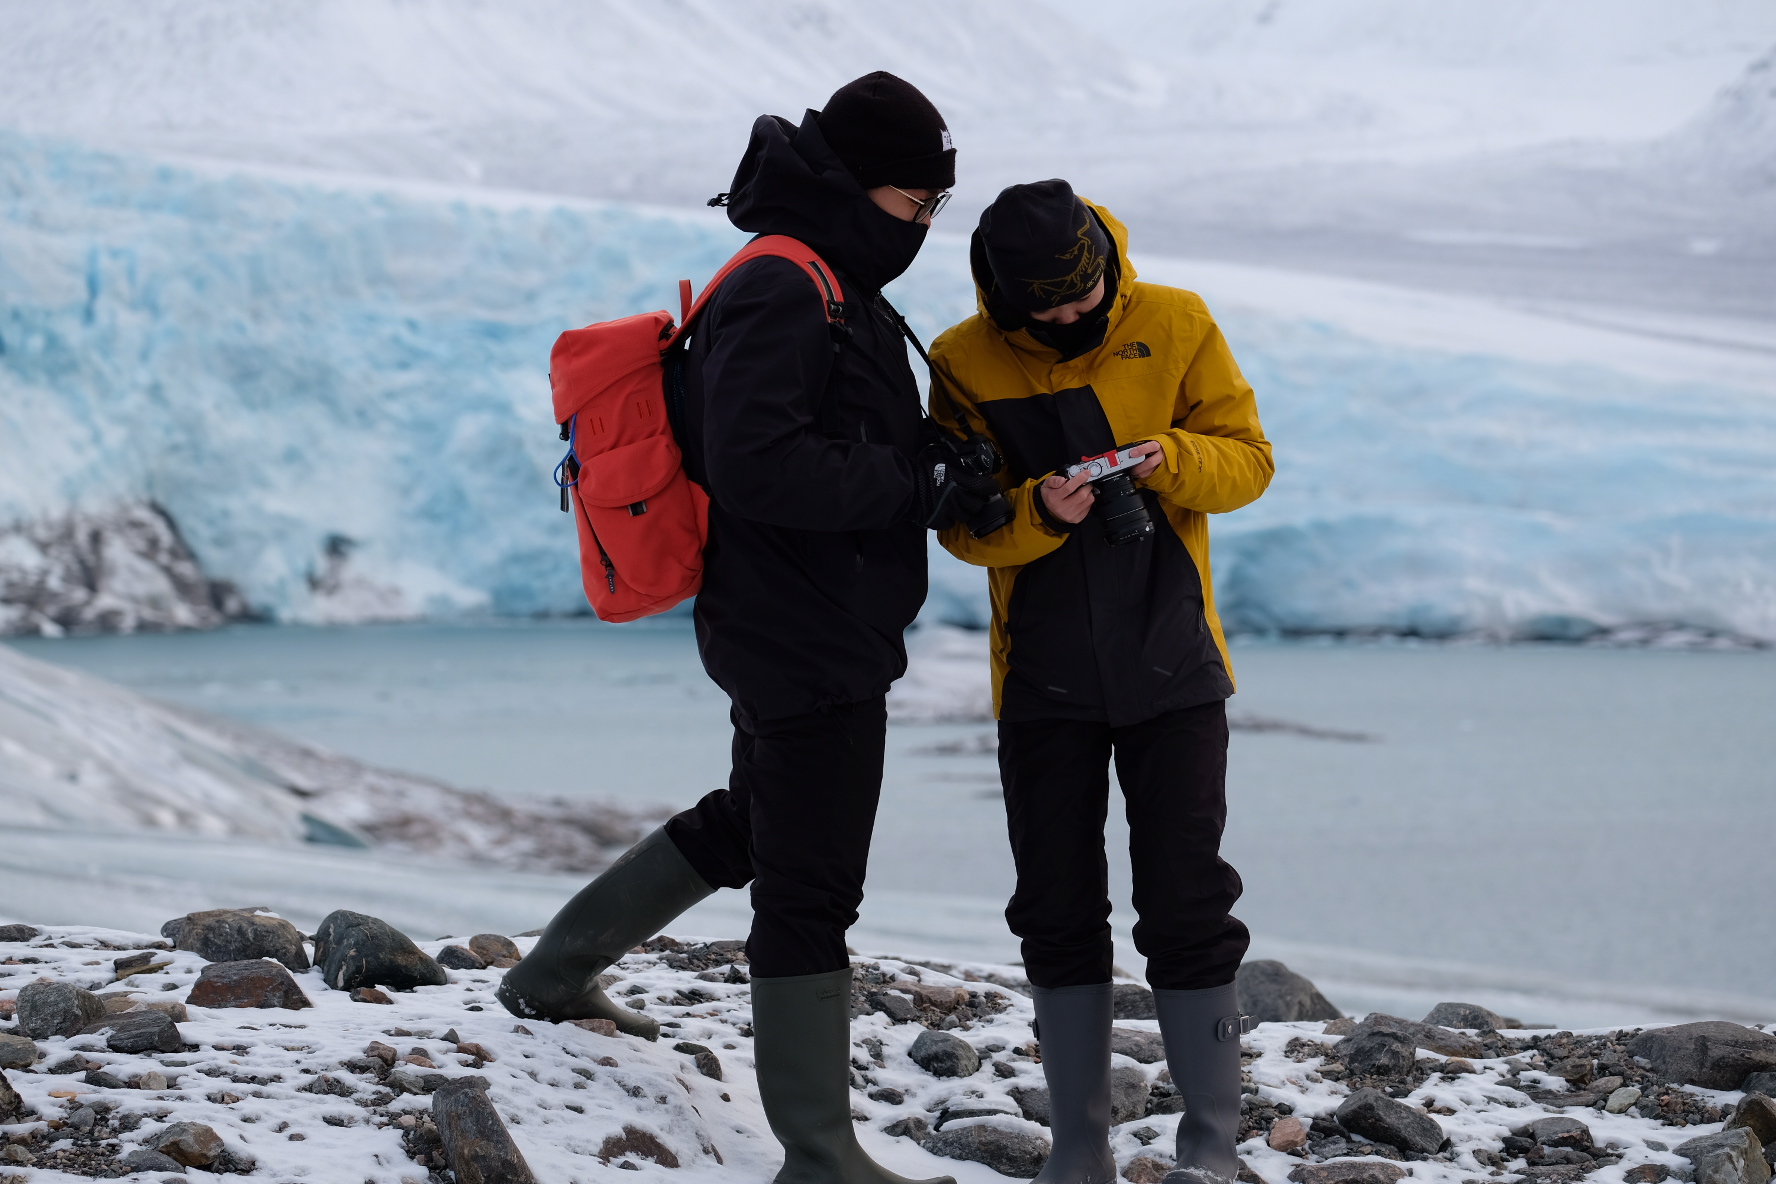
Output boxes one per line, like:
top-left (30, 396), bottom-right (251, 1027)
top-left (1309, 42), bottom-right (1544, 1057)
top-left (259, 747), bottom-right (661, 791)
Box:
top-left (553, 417), bottom-right (579, 489)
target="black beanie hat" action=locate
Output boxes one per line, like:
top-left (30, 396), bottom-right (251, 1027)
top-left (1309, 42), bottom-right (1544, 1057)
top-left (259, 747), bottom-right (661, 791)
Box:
top-left (817, 71), bottom-right (955, 191)
top-left (979, 180), bottom-right (1110, 311)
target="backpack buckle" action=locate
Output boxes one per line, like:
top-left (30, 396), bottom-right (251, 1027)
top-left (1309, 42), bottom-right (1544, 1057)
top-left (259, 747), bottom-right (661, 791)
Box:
top-left (826, 299), bottom-right (849, 322)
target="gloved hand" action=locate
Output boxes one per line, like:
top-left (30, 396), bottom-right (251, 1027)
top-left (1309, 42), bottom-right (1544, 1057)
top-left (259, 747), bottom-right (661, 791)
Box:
top-left (911, 442), bottom-right (1002, 531)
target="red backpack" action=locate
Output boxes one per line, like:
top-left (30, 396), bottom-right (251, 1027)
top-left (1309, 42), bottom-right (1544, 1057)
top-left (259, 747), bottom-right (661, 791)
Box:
top-left (550, 235), bottom-right (849, 622)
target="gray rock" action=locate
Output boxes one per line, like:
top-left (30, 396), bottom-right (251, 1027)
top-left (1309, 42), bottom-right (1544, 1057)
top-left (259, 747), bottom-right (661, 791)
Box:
top-left (124, 1148), bottom-right (185, 1171)
top-left (1606, 1086), bottom-right (1643, 1114)
top-left (1237, 961), bottom-right (1342, 1023)
top-left (1112, 1028), bottom-right (1168, 1064)
top-left (186, 959), bottom-right (313, 1009)
top-left (1339, 1028), bottom-right (1417, 1077)
top-left (1421, 1002), bottom-right (1514, 1031)
top-left (1111, 1063), bottom-right (1151, 1125)
top-left (388, 1069), bottom-right (449, 1095)
top-left (672, 1041), bottom-right (723, 1081)
top-left (870, 992), bottom-right (921, 1024)
top-left (924, 1124), bottom-right (1050, 1178)
top-left (313, 910), bottom-right (447, 992)
top-left (1113, 984), bottom-right (1157, 1020)
top-left (1724, 1093), bottom-right (1776, 1150)
top-left (17, 981), bottom-right (106, 1039)
top-left (1520, 1117), bottom-right (1593, 1151)
top-left (1629, 1023), bottom-right (1776, 1092)
top-left (1743, 1072), bottom-right (1776, 1097)
top-left (83, 1067), bottom-right (128, 1088)
top-left (883, 1116), bottom-right (931, 1143)
top-left (436, 945), bottom-right (486, 971)
top-left (909, 1030), bottom-right (980, 1078)
top-left (0, 1034), bottom-right (37, 1069)
top-left (0, 924), bottom-right (40, 943)
top-left (1340, 1014), bottom-right (1485, 1059)
top-left (1010, 1084), bottom-right (1052, 1125)
top-left (1675, 1127), bottom-right (1771, 1184)
top-left (0, 1072), bottom-right (29, 1121)
top-left (1288, 1165), bottom-right (1407, 1184)
top-left (145, 1120), bottom-right (226, 1167)
top-left (1335, 1087), bottom-right (1446, 1155)
top-left (82, 1009), bottom-right (182, 1054)
top-left (935, 1107), bottom-right (1019, 1130)
top-left (434, 1075), bottom-right (538, 1184)
top-left (166, 909), bottom-right (309, 972)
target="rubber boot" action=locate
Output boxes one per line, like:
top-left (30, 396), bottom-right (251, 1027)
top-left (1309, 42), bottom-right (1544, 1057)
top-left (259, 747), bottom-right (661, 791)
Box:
top-left (496, 826), bottom-right (713, 1040)
top-left (1029, 984), bottom-right (1117, 1184)
top-left (1156, 982), bottom-right (1245, 1184)
top-left (752, 967), bottom-right (956, 1184)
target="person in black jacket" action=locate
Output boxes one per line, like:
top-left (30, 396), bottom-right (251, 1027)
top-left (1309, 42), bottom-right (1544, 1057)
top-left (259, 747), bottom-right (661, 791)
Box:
top-left (500, 73), bottom-right (990, 1184)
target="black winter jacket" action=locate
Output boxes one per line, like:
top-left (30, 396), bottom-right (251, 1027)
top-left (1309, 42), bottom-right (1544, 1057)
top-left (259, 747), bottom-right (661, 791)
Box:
top-left (678, 111), bottom-right (930, 721)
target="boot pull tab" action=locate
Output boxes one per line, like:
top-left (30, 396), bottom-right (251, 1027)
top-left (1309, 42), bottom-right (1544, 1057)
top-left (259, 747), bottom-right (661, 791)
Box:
top-left (1216, 1014), bottom-right (1254, 1042)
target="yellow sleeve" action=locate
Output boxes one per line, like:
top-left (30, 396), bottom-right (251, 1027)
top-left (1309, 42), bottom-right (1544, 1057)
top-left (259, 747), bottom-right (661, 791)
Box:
top-left (1138, 319), bottom-right (1274, 514)
top-left (928, 338), bottom-right (1069, 570)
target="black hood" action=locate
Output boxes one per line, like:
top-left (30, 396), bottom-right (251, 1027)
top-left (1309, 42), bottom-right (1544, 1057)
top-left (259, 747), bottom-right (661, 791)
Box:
top-left (724, 110), bottom-right (928, 294)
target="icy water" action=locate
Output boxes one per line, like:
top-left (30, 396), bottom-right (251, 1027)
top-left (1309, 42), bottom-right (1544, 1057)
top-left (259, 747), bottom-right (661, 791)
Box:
top-left (10, 621), bottom-right (1776, 1027)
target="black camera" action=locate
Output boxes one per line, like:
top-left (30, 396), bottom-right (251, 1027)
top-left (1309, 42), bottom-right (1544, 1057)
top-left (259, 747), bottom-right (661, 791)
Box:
top-left (1065, 446), bottom-right (1154, 545)
top-left (928, 427), bottom-right (1015, 538)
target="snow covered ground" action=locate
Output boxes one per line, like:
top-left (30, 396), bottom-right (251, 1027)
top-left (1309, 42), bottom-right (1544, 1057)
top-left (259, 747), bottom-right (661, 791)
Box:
top-left (0, 922), bottom-right (1767, 1183)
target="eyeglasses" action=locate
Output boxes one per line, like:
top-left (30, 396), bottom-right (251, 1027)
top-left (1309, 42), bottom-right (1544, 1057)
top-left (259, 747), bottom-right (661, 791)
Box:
top-left (889, 186), bottom-right (951, 223)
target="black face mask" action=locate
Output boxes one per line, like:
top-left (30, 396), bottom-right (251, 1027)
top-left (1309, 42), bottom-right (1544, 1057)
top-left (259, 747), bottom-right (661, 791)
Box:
top-left (1025, 265), bottom-right (1117, 360)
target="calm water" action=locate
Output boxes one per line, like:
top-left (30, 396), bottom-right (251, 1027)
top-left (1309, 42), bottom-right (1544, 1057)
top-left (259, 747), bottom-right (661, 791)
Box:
top-left (11, 621), bottom-right (1775, 1025)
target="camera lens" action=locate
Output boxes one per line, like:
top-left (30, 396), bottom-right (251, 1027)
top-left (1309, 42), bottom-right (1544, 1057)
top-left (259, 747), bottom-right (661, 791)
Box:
top-left (1093, 473), bottom-right (1153, 545)
top-left (965, 491), bottom-right (1016, 539)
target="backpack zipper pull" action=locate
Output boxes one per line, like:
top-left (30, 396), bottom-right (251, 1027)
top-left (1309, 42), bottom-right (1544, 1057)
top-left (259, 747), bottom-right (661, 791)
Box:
top-left (597, 540), bottom-right (617, 595)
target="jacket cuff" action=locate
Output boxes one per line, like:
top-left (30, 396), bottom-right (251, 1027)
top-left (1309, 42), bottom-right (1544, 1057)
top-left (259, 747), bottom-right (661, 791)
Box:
top-left (1031, 478), bottom-right (1081, 534)
top-left (1139, 433), bottom-right (1190, 496)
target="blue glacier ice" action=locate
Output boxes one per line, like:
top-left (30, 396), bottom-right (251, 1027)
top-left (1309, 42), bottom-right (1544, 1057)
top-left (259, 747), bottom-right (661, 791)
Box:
top-left (3, 132), bottom-right (1774, 640)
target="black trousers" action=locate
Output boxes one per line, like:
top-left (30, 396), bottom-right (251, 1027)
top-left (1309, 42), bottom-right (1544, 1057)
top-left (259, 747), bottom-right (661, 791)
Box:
top-left (663, 697), bottom-right (886, 978)
top-left (999, 699), bottom-right (1250, 991)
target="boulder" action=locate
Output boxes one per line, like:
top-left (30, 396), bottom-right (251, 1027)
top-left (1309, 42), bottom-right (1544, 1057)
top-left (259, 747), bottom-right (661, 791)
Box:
top-left (468, 934), bottom-right (522, 963)
top-left (1339, 1028), bottom-right (1417, 1077)
top-left (1743, 1072), bottom-right (1776, 1096)
top-left (1675, 1127), bottom-right (1771, 1184)
top-left (146, 1120), bottom-right (226, 1167)
top-left (187, 959), bottom-right (313, 1009)
top-left (1111, 1028), bottom-right (1168, 1064)
top-left (1237, 961), bottom-right (1342, 1023)
top-left (1335, 1088), bottom-right (1446, 1155)
top-left (389, 1069), bottom-right (449, 1095)
top-left (1288, 1164), bottom-right (1407, 1184)
top-left (16, 981), bottom-right (106, 1039)
top-left (1725, 1093), bottom-right (1776, 1150)
top-left (314, 910), bottom-right (447, 992)
top-left (883, 1116), bottom-right (931, 1143)
top-left (437, 945), bottom-right (486, 970)
top-left (123, 1148), bottom-right (184, 1171)
top-left (1010, 1085), bottom-right (1052, 1125)
top-left (870, 992), bottom-right (921, 1023)
top-left (1421, 1002), bottom-right (1515, 1030)
top-left (909, 1030), bottom-right (980, 1078)
top-left (0, 1072), bottom-right (30, 1121)
top-left (433, 1076), bottom-right (538, 1184)
top-left (1340, 1014), bottom-right (1484, 1059)
top-left (670, 1041), bottom-right (723, 1080)
top-left (1124, 1155), bottom-right (1171, 1183)
top-left (0, 924), bottom-right (40, 943)
top-left (0, 1034), bottom-right (36, 1070)
top-left (165, 908), bottom-right (309, 971)
top-left (81, 1009), bottom-right (182, 1054)
top-left (1113, 984), bottom-right (1157, 1020)
top-left (924, 1124), bottom-right (1050, 1178)
top-left (1606, 1086), bottom-right (1643, 1114)
top-left (1519, 1117), bottom-right (1592, 1151)
top-left (1629, 1022), bottom-right (1776, 1092)
top-left (1111, 1064), bottom-right (1151, 1125)
top-left (111, 951), bottom-right (171, 981)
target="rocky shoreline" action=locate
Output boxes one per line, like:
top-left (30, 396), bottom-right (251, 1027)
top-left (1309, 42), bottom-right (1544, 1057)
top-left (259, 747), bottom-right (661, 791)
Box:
top-left (1, 913), bottom-right (1773, 1184)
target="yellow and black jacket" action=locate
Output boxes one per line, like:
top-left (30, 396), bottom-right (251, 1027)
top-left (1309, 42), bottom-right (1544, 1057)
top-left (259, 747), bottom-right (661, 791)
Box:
top-left (930, 200), bottom-right (1273, 725)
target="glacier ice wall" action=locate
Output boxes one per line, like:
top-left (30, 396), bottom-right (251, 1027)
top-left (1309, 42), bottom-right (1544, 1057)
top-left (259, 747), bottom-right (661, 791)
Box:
top-left (3, 133), bottom-right (1775, 640)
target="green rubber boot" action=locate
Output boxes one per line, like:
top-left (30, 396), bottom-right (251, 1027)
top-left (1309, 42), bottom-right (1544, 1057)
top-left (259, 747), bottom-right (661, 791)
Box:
top-left (496, 827), bottom-right (713, 1040)
top-left (752, 967), bottom-right (956, 1184)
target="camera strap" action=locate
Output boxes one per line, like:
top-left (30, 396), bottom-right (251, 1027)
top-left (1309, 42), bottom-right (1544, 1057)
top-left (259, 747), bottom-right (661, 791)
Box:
top-left (874, 296), bottom-right (983, 438)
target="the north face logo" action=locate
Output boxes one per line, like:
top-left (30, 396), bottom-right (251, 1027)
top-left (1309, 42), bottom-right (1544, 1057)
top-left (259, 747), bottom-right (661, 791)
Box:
top-left (1114, 341), bottom-right (1152, 359)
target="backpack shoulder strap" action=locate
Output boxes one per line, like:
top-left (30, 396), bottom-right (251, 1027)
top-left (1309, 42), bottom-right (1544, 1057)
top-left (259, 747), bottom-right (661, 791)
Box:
top-left (668, 235), bottom-right (848, 348)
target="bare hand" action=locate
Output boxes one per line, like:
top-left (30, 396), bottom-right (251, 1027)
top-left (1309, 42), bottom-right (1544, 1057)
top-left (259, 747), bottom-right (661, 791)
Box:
top-left (1040, 471), bottom-right (1096, 524)
top-left (1127, 440), bottom-right (1164, 479)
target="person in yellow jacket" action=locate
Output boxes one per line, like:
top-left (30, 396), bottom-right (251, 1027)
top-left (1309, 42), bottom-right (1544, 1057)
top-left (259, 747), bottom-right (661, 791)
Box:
top-left (928, 180), bottom-right (1272, 1184)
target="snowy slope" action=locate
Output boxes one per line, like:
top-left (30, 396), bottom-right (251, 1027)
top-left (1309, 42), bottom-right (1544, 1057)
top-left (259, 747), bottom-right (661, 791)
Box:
top-left (5, 133), bottom-right (1776, 641)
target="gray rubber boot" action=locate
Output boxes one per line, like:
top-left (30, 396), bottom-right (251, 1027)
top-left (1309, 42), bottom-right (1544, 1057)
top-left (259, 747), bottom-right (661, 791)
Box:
top-left (752, 967), bottom-right (956, 1184)
top-left (1156, 982), bottom-right (1245, 1184)
top-left (496, 826), bottom-right (713, 1040)
top-left (1029, 983), bottom-right (1117, 1184)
